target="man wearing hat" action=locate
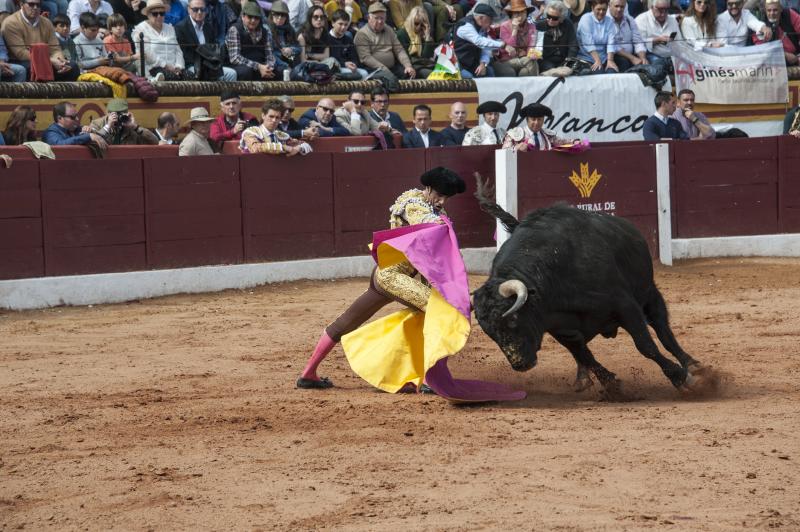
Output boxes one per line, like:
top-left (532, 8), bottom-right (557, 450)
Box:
top-left (502, 102), bottom-right (570, 151)
top-left (463, 100), bottom-right (507, 146)
top-left (132, 0), bottom-right (186, 80)
top-left (179, 107), bottom-right (217, 156)
top-left (175, 0), bottom-right (238, 80)
top-left (354, 2), bottom-right (416, 85)
top-left (454, 3), bottom-right (505, 78)
top-left (210, 90), bottom-right (259, 145)
top-left (495, 0), bottom-right (540, 77)
top-left (224, 1), bottom-right (285, 81)
top-left (90, 98), bottom-right (159, 145)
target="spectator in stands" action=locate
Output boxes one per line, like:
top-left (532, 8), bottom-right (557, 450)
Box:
top-left (225, 1), bottom-right (285, 80)
top-left (0, 33), bottom-right (26, 81)
top-left (609, 0), bottom-right (648, 71)
top-left (680, 0), bottom-right (721, 49)
top-left (634, 0), bottom-right (679, 63)
top-left (298, 97), bottom-right (351, 136)
top-left (454, 3), bottom-right (505, 78)
top-left (534, 0), bottom-right (579, 74)
top-left (74, 12), bottom-right (111, 72)
top-left (1, 0), bottom-right (79, 80)
top-left (175, 0), bottom-right (237, 80)
top-left (502, 102), bottom-right (571, 150)
top-left (108, 0), bottom-right (147, 31)
top-left (784, 105), bottom-right (800, 137)
top-left (396, 0), bottom-right (459, 43)
top-left (268, 1), bottom-right (301, 68)
top-left (297, 5), bottom-right (334, 66)
top-left (240, 98), bottom-right (313, 156)
top-left (467, 0), bottom-right (511, 25)
top-left (334, 90), bottom-right (374, 135)
top-left (324, 0), bottom-right (363, 28)
top-left (90, 98), bottom-right (159, 145)
top-left (717, 0), bottom-right (770, 46)
top-left (132, 0), bottom-right (186, 80)
top-left (401, 104), bottom-right (445, 148)
top-left (3, 105), bottom-right (38, 144)
top-left (495, 0), bottom-right (539, 77)
top-left (396, 6), bottom-right (436, 78)
top-left (210, 90), bottom-right (258, 145)
top-left (672, 88), bottom-right (715, 139)
top-left (104, 14), bottom-right (139, 70)
top-left (355, 3), bottom-right (416, 84)
top-left (179, 107), bottom-right (215, 156)
top-left (152, 111), bottom-right (180, 144)
top-left (440, 101), bottom-right (468, 146)
top-left (163, 0), bottom-right (187, 26)
top-left (328, 9), bottom-right (366, 79)
top-left (67, 0), bottom-right (113, 35)
top-left (277, 95), bottom-right (319, 139)
top-left (642, 90), bottom-right (688, 140)
top-left (53, 14), bottom-right (77, 62)
top-left (463, 100), bottom-right (506, 145)
top-left (369, 87), bottom-right (407, 134)
top-left (576, 0), bottom-right (619, 74)
top-left (753, 0), bottom-right (800, 65)
top-left (42, 100), bottom-right (108, 147)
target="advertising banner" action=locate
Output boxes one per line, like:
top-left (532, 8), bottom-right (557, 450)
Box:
top-left (474, 75), bottom-right (665, 142)
top-left (670, 40), bottom-right (788, 104)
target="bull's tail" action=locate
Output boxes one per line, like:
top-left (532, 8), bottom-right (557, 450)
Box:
top-left (473, 172), bottom-right (520, 233)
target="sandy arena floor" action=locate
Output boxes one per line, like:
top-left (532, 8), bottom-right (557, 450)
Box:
top-left (1, 257), bottom-right (799, 531)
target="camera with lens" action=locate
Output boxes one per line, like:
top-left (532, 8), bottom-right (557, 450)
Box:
top-left (118, 113), bottom-right (131, 124)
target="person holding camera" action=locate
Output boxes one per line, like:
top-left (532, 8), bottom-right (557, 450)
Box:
top-left (90, 98), bottom-right (159, 145)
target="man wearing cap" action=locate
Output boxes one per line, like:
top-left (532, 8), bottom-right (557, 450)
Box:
top-left (225, 1), bottom-right (285, 81)
top-left (463, 100), bottom-right (507, 146)
top-left (175, 0), bottom-right (238, 80)
top-left (354, 2), bottom-right (416, 85)
top-left (90, 98), bottom-right (159, 145)
top-left (240, 98), bottom-right (313, 156)
top-left (453, 3), bottom-right (505, 78)
top-left (440, 102), bottom-right (469, 146)
top-left (179, 107), bottom-right (216, 156)
top-left (210, 90), bottom-right (259, 145)
top-left (502, 102), bottom-right (570, 151)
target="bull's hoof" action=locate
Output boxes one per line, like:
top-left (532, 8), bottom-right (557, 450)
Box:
top-left (573, 373), bottom-right (594, 392)
top-left (679, 364), bottom-right (722, 396)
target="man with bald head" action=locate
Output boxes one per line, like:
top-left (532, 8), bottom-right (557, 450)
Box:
top-left (634, 0), bottom-right (680, 64)
top-left (297, 97), bottom-right (351, 137)
top-left (441, 102), bottom-right (469, 146)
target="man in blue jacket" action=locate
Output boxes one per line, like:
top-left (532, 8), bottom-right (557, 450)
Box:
top-left (297, 97), bottom-right (351, 137)
top-left (642, 91), bottom-right (688, 141)
top-left (42, 102), bottom-right (108, 148)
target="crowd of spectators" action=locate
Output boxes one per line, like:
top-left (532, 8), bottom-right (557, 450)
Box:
top-left (0, 0), bottom-right (796, 83)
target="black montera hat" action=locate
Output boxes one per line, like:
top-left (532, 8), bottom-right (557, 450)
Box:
top-left (420, 167), bottom-right (466, 197)
top-left (521, 103), bottom-right (553, 118)
top-left (476, 100), bottom-right (507, 114)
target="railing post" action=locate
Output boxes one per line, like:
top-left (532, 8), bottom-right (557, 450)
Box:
top-left (494, 148), bottom-right (517, 251)
top-left (656, 142), bottom-right (672, 266)
top-left (138, 33), bottom-right (145, 78)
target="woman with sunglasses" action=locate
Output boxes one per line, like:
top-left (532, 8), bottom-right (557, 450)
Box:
top-left (396, 6), bottom-right (436, 78)
top-left (680, 0), bottom-right (722, 48)
top-left (132, 0), bottom-right (187, 80)
top-left (533, 0), bottom-right (579, 74)
top-left (2, 106), bottom-right (38, 145)
top-left (297, 6), bottom-right (334, 65)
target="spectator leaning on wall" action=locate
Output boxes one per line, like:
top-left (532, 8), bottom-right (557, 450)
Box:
top-left (42, 101), bottom-right (108, 148)
top-left (240, 98), bottom-right (313, 156)
top-left (672, 89), bottom-right (715, 140)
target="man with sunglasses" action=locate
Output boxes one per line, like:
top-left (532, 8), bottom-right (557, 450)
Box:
top-left (175, 0), bottom-right (237, 80)
top-left (533, 1), bottom-right (579, 74)
top-left (298, 97), bottom-right (350, 137)
top-left (634, 0), bottom-right (680, 63)
top-left (43, 101), bottom-right (108, 148)
top-left (0, 0), bottom-right (79, 80)
top-left (131, 0), bottom-right (186, 80)
top-left (334, 91), bottom-right (373, 136)
top-left (276, 95), bottom-right (319, 140)
top-left (717, 0), bottom-right (770, 46)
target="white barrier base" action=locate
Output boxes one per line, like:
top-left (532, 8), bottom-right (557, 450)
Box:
top-left (0, 248), bottom-right (497, 311)
top-left (672, 234), bottom-right (800, 260)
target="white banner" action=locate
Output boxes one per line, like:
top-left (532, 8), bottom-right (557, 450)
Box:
top-left (474, 75), bottom-right (665, 142)
top-left (670, 41), bottom-right (788, 105)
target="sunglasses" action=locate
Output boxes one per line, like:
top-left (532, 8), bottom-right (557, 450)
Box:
top-left (150, 10), bottom-right (166, 16)
top-left (546, 13), bottom-right (559, 20)
top-left (694, 1), bottom-right (708, 4)
top-left (25, 1), bottom-right (41, 7)
top-left (312, 14), bottom-right (325, 19)
top-left (62, 114), bottom-right (78, 119)
top-left (190, 7), bottom-right (205, 12)
top-left (350, 99), bottom-right (365, 104)
top-left (318, 106), bottom-right (334, 113)
top-left (283, 107), bottom-right (295, 112)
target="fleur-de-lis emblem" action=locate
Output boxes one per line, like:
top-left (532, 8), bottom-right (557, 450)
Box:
top-left (568, 163), bottom-right (602, 198)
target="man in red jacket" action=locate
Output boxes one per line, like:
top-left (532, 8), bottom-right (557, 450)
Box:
top-left (209, 90), bottom-right (258, 145)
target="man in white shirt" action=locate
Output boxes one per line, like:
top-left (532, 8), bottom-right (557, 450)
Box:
top-left (717, 0), bottom-right (771, 46)
top-left (463, 100), bottom-right (507, 146)
top-left (634, 0), bottom-right (679, 63)
top-left (67, 0), bottom-right (113, 35)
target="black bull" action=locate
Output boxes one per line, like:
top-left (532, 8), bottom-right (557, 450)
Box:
top-left (472, 180), bottom-right (712, 396)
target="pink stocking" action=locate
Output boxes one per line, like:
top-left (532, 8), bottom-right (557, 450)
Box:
top-left (300, 331), bottom-right (337, 381)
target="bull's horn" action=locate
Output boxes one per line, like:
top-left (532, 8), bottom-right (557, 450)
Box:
top-left (499, 280), bottom-right (528, 318)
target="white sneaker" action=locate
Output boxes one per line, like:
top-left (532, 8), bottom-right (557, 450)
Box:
top-left (152, 72), bottom-right (165, 82)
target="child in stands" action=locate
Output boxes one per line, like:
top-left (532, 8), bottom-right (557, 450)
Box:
top-left (103, 14), bottom-right (139, 71)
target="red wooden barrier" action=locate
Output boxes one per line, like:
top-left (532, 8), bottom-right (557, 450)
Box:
top-left (778, 136), bottom-right (800, 233)
top-left (0, 160), bottom-right (44, 279)
top-left (40, 159), bottom-right (146, 276)
top-left (517, 145), bottom-right (660, 254)
top-left (672, 137), bottom-right (778, 238)
top-left (145, 156), bottom-right (243, 268)
top-left (241, 152), bottom-right (336, 261)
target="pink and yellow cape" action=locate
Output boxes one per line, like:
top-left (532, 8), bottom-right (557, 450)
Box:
top-left (341, 219), bottom-right (526, 402)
